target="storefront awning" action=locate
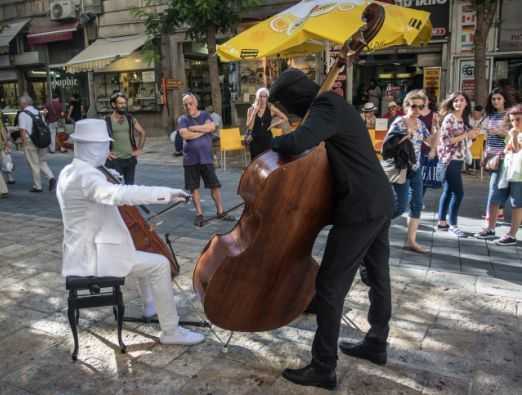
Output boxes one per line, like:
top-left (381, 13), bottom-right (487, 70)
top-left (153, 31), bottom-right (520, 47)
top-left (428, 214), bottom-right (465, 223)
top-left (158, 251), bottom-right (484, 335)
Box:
top-left (27, 20), bottom-right (79, 46)
top-left (65, 34), bottom-right (148, 73)
top-left (0, 19), bottom-right (30, 53)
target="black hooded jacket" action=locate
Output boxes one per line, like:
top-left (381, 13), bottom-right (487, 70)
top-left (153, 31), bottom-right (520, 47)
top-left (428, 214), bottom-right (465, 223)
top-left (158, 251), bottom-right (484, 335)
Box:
top-left (271, 91), bottom-right (394, 225)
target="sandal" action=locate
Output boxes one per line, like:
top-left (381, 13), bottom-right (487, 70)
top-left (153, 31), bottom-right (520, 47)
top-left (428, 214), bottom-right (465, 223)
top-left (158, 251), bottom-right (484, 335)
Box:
top-left (194, 214), bottom-right (204, 227)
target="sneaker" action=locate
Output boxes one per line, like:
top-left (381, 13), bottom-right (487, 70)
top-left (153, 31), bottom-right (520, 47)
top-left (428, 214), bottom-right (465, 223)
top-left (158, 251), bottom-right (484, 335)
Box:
top-left (495, 235), bottom-right (517, 246)
top-left (159, 327), bottom-right (205, 345)
top-left (193, 214), bottom-right (204, 227)
top-left (449, 226), bottom-right (466, 238)
top-left (474, 228), bottom-right (496, 239)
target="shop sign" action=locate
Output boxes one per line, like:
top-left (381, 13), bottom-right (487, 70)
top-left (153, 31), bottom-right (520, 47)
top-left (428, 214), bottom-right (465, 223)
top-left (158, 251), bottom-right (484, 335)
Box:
top-left (499, 0), bottom-right (522, 51)
top-left (456, 2), bottom-right (476, 53)
top-left (458, 59), bottom-right (491, 101)
top-left (423, 66), bottom-right (441, 103)
top-left (394, 0), bottom-right (450, 39)
top-left (51, 76), bottom-right (78, 90)
top-left (163, 79), bottom-right (183, 90)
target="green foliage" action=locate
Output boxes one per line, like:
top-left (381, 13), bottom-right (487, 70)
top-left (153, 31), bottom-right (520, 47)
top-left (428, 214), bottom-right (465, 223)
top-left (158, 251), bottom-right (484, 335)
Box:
top-left (136, 0), bottom-right (259, 41)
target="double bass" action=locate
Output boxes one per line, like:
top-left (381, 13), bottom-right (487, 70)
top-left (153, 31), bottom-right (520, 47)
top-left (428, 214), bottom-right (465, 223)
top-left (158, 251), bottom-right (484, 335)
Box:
top-left (193, 4), bottom-right (385, 332)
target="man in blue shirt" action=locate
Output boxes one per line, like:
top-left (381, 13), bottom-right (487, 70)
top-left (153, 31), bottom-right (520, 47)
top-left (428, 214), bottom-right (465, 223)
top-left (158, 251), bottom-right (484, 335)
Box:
top-left (178, 94), bottom-right (234, 227)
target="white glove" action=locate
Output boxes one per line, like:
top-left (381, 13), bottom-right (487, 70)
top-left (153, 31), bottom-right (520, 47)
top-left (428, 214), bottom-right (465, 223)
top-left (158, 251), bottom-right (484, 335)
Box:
top-left (170, 188), bottom-right (191, 204)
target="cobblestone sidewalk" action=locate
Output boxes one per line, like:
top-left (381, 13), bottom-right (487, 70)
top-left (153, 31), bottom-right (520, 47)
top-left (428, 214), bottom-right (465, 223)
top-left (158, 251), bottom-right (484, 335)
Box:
top-left (0, 210), bottom-right (521, 395)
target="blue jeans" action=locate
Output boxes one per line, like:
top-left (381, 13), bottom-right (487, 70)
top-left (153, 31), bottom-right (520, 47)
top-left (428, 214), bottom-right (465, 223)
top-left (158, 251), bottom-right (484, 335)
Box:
top-left (393, 169), bottom-right (423, 219)
top-left (437, 160), bottom-right (464, 226)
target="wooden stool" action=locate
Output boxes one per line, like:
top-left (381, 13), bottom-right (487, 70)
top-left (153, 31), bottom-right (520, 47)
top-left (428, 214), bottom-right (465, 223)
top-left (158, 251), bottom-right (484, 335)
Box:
top-left (66, 276), bottom-right (126, 361)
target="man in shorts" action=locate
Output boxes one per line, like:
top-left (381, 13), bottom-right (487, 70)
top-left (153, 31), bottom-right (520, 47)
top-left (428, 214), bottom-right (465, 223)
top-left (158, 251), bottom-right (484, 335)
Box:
top-left (178, 94), bottom-right (235, 227)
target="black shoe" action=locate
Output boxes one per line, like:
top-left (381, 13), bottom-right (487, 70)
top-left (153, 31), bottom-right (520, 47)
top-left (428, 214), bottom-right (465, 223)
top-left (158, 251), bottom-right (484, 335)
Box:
top-left (7, 180), bottom-right (15, 185)
top-left (282, 363), bottom-right (336, 390)
top-left (0, 193), bottom-right (8, 199)
top-left (49, 178), bottom-right (56, 192)
top-left (339, 339), bottom-right (387, 366)
top-left (30, 188), bottom-right (43, 193)
top-left (194, 214), bottom-right (204, 227)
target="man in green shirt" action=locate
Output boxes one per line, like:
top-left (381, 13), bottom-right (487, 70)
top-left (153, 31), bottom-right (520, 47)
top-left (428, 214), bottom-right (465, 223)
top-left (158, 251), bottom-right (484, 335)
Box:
top-left (105, 92), bottom-right (146, 184)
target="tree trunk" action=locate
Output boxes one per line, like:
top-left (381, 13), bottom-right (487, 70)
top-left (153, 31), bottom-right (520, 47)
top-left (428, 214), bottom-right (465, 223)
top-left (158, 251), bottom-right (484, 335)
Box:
top-left (473, 0), bottom-right (497, 106)
top-left (207, 24), bottom-right (222, 116)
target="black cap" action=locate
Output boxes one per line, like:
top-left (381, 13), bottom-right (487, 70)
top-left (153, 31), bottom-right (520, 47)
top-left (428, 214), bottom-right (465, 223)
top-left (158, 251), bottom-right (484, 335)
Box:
top-left (269, 68), bottom-right (319, 117)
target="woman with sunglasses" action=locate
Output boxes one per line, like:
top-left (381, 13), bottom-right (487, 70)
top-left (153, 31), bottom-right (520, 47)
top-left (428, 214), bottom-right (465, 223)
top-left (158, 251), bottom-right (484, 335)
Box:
top-left (474, 88), bottom-right (512, 239)
top-left (493, 105), bottom-right (522, 245)
top-left (436, 92), bottom-right (480, 237)
top-left (245, 87), bottom-right (287, 160)
top-left (387, 90), bottom-right (435, 253)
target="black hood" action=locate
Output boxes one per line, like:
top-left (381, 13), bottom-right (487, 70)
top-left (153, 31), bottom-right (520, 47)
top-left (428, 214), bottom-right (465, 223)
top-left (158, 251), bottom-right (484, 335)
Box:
top-left (269, 68), bottom-right (320, 118)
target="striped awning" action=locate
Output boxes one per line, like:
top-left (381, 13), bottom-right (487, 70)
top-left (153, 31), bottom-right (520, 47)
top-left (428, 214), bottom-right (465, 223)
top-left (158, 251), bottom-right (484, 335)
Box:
top-left (27, 20), bottom-right (79, 46)
top-left (65, 34), bottom-right (147, 73)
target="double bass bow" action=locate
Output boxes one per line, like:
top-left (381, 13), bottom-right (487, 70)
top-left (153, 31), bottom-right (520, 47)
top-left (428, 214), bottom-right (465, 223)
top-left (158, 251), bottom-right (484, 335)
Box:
top-left (98, 166), bottom-right (184, 277)
top-left (193, 4), bottom-right (385, 332)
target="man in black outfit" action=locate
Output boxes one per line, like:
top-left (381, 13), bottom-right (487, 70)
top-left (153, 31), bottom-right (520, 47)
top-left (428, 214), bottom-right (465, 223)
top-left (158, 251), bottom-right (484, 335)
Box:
top-left (270, 69), bottom-right (394, 390)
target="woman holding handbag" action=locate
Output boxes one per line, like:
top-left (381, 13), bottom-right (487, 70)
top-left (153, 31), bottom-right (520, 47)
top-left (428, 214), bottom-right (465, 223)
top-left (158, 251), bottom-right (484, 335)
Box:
top-left (488, 105), bottom-right (522, 246)
top-left (436, 92), bottom-right (480, 237)
top-left (474, 89), bottom-right (512, 239)
top-left (384, 90), bottom-right (434, 253)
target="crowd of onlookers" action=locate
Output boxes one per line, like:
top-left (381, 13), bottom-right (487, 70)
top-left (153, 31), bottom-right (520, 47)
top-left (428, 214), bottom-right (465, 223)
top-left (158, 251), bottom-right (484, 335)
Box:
top-left (2, 85), bottom-right (521, 247)
top-left (377, 87), bottom-right (522, 247)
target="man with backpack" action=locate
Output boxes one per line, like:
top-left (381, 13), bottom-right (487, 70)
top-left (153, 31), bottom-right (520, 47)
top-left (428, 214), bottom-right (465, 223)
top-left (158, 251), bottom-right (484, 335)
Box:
top-left (18, 95), bottom-right (56, 192)
top-left (105, 92), bottom-right (146, 184)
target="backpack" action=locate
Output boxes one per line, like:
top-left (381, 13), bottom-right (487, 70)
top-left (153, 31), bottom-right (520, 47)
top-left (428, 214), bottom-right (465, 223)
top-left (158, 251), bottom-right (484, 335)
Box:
top-left (23, 110), bottom-right (51, 148)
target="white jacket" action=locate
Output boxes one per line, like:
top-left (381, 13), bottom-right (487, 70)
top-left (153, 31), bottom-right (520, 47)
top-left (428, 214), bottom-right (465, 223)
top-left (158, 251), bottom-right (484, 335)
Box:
top-left (57, 159), bottom-right (174, 277)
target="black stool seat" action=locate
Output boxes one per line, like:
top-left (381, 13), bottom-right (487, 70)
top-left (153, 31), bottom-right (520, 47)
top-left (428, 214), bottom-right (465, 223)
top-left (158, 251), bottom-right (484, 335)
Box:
top-left (66, 275), bottom-right (126, 361)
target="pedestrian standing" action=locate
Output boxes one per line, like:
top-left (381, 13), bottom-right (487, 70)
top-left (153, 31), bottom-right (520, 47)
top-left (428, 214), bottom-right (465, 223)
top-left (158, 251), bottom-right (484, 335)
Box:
top-left (245, 87), bottom-right (287, 160)
top-left (360, 102), bottom-right (377, 129)
top-left (474, 88), bottom-right (512, 239)
top-left (386, 90), bottom-right (434, 253)
top-left (0, 120), bottom-right (9, 198)
top-left (367, 80), bottom-right (382, 114)
top-left (44, 93), bottom-right (63, 153)
top-left (18, 95), bottom-right (56, 193)
top-left (66, 94), bottom-right (83, 125)
top-left (178, 93), bottom-right (235, 227)
top-left (436, 92), bottom-right (480, 237)
top-left (105, 92), bottom-right (146, 185)
top-left (0, 117), bottom-right (14, 186)
top-left (493, 105), bottom-right (522, 246)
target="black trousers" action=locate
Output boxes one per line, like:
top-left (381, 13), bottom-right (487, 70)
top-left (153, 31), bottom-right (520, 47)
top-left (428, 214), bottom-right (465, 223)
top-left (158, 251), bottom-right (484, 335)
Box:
top-left (106, 157), bottom-right (137, 185)
top-left (311, 217), bottom-right (392, 371)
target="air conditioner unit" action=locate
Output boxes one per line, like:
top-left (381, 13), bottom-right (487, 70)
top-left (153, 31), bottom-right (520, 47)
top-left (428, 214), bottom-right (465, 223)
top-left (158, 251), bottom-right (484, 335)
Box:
top-left (50, 0), bottom-right (78, 21)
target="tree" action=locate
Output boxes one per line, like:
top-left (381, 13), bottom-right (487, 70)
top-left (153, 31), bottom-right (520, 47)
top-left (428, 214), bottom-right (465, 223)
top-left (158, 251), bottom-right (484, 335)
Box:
top-left (471, 0), bottom-right (498, 106)
top-left (138, 0), bottom-right (258, 116)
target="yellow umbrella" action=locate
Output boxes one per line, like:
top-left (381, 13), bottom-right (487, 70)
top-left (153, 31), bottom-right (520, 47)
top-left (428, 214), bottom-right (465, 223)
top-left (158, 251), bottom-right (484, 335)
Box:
top-left (217, 0), bottom-right (432, 61)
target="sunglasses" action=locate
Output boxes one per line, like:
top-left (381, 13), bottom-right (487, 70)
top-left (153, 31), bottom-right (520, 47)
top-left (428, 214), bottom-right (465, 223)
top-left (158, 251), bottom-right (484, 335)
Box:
top-left (410, 104), bottom-right (425, 110)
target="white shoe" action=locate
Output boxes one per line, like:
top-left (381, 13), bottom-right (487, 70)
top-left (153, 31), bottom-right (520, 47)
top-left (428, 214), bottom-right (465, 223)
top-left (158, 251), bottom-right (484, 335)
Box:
top-left (159, 327), bottom-right (205, 345)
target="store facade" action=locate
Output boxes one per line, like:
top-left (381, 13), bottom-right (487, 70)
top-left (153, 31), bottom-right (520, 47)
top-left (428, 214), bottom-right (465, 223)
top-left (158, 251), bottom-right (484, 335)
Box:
top-left (450, 0), bottom-right (522, 105)
top-left (351, 0), bottom-right (450, 115)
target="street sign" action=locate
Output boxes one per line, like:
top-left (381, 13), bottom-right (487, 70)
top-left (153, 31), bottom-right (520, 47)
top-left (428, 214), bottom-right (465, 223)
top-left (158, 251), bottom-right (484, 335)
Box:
top-left (163, 79), bottom-right (184, 90)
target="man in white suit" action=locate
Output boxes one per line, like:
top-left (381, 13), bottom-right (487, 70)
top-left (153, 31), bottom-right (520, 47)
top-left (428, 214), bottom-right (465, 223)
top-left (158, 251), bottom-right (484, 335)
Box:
top-left (57, 118), bottom-right (204, 345)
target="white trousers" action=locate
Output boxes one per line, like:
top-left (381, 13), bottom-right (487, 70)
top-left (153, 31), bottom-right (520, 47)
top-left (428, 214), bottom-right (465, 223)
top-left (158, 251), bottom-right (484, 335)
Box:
top-left (131, 251), bottom-right (179, 333)
top-left (48, 122), bottom-right (58, 153)
top-left (23, 140), bottom-right (54, 190)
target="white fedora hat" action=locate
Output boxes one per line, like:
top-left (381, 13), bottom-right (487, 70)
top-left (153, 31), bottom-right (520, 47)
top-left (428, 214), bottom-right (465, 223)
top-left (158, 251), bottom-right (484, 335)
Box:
top-left (70, 119), bottom-right (113, 143)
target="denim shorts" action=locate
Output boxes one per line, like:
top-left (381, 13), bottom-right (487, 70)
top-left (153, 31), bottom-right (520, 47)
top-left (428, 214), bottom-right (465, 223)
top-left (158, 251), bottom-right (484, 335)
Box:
top-left (493, 182), bottom-right (522, 208)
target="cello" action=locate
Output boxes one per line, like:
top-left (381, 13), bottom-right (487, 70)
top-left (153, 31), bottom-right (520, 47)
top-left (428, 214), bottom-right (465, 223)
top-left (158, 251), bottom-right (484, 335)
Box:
top-left (193, 4), bottom-right (385, 332)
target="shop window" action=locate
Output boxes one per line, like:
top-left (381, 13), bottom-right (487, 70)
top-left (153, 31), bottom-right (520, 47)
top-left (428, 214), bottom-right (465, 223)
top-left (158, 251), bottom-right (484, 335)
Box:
top-left (94, 70), bottom-right (159, 113)
top-left (0, 83), bottom-right (19, 108)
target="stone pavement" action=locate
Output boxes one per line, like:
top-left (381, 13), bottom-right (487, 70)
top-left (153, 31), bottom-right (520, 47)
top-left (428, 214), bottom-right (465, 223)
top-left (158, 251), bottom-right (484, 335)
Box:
top-left (0, 139), bottom-right (521, 394)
